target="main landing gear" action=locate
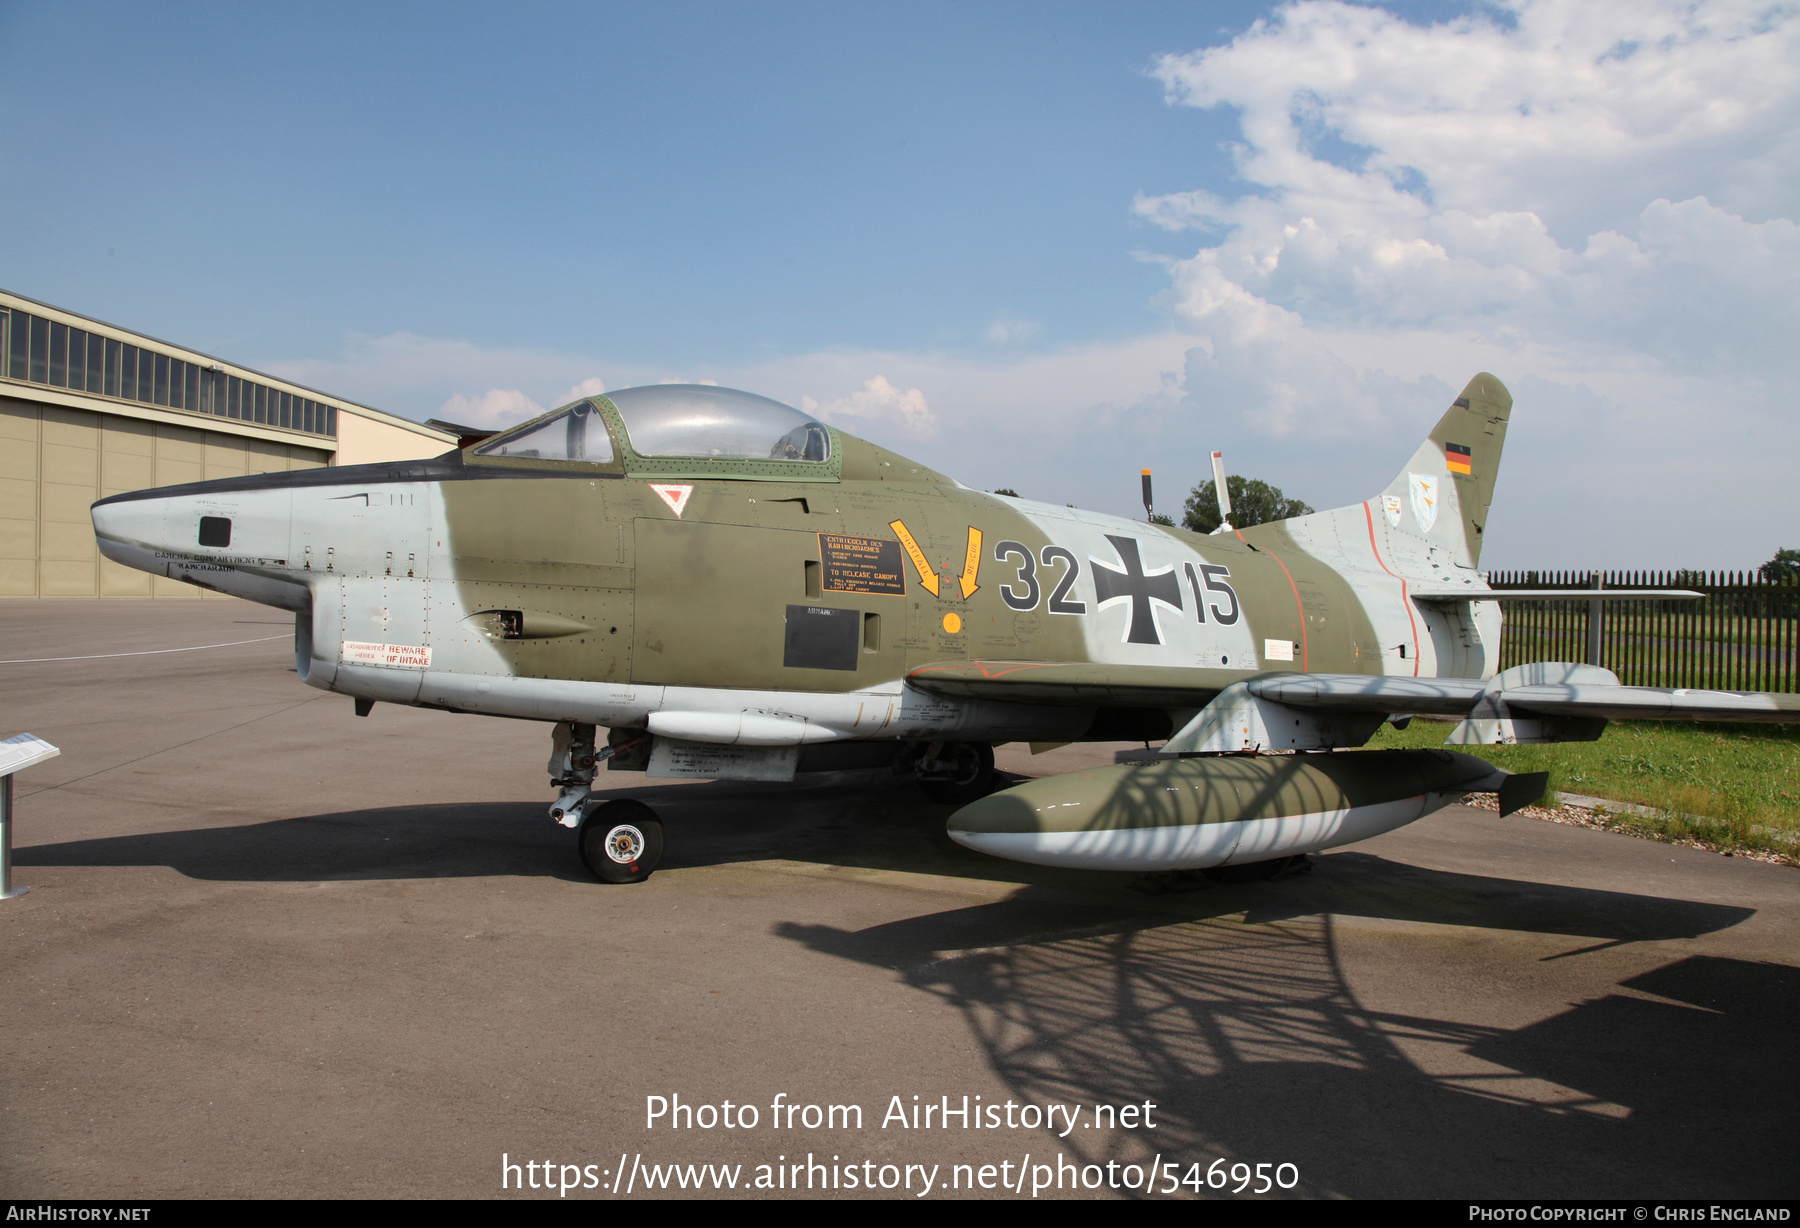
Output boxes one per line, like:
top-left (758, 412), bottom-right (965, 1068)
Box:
top-left (549, 721), bottom-right (664, 884)
top-left (904, 741), bottom-right (998, 806)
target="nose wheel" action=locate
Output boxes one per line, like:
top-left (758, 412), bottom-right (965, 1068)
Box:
top-left (577, 799), bottom-right (665, 884)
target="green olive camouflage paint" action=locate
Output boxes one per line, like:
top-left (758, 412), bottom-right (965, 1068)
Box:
top-left (91, 375), bottom-right (1800, 880)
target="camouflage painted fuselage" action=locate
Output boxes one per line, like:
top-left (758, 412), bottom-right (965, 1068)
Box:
top-left (90, 376), bottom-right (1514, 753)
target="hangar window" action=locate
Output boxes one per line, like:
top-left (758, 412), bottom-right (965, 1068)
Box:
top-left (474, 400), bottom-right (616, 464)
top-left (607, 384), bottom-right (829, 462)
top-left (1, 304), bottom-right (339, 437)
top-left (29, 314), bottom-right (48, 383)
top-left (49, 322), bottom-right (67, 386)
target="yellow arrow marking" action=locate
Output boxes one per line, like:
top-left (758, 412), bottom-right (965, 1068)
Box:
top-left (889, 519), bottom-right (938, 596)
top-left (959, 527), bottom-right (982, 599)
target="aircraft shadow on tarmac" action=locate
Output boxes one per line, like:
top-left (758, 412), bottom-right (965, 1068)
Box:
top-left (20, 771), bottom-right (1758, 948)
top-left (22, 773), bottom-right (1793, 1197)
top-left (776, 908), bottom-right (1798, 1200)
top-left (16, 769), bottom-right (990, 886)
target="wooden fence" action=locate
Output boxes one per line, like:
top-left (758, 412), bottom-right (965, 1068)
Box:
top-left (1488, 569), bottom-right (1798, 693)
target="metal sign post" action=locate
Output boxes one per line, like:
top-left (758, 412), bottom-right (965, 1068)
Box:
top-left (1587, 573), bottom-right (1605, 667)
top-left (0, 732), bottom-right (61, 901)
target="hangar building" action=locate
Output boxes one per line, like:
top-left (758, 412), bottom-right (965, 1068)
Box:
top-left (1, 289), bottom-right (457, 599)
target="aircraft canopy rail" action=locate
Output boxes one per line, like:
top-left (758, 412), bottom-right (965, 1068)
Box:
top-left (473, 400), bottom-right (614, 463)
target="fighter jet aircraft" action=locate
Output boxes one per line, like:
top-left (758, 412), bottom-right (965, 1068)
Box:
top-left (90, 375), bottom-right (1799, 883)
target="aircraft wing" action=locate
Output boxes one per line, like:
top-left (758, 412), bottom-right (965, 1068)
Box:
top-left (909, 660), bottom-right (1800, 719)
top-left (906, 660), bottom-right (1240, 708)
top-left (1246, 672), bottom-right (1800, 722)
top-left (910, 660), bottom-right (1491, 714)
top-left (909, 660), bottom-right (1800, 751)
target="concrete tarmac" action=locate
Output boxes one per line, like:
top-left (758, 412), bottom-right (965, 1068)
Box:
top-left (1, 599), bottom-right (1795, 1200)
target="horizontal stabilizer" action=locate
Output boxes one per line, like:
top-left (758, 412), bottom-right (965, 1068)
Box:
top-left (1408, 589), bottom-right (1703, 603)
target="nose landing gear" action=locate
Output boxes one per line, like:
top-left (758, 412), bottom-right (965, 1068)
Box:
top-left (578, 799), bottom-right (665, 885)
top-left (548, 721), bottom-right (664, 884)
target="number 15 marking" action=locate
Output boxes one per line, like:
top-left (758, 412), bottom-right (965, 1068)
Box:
top-left (1184, 561), bottom-right (1240, 624)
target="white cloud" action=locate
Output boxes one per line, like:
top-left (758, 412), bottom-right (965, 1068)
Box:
top-left (1123, 0), bottom-right (1800, 564)
top-left (986, 317), bottom-right (1041, 345)
top-left (264, 332), bottom-right (629, 422)
top-left (255, 2), bottom-right (1800, 567)
top-left (559, 376), bottom-right (608, 403)
top-left (1136, 0), bottom-right (1800, 377)
top-left (434, 388), bottom-right (546, 429)
top-left (801, 375), bottom-right (937, 437)
top-left (1150, 0), bottom-right (1800, 239)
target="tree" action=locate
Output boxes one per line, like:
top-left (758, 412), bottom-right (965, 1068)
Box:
top-left (992, 488), bottom-right (1019, 498)
top-left (1182, 476), bottom-right (1313, 534)
top-left (1760, 548), bottom-right (1800, 584)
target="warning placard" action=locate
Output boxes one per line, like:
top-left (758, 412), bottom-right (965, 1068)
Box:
top-left (819, 533), bottom-right (907, 596)
top-left (342, 641), bottom-right (433, 669)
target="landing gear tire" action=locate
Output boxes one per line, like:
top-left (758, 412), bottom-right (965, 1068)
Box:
top-left (917, 743), bottom-right (997, 806)
top-left (578, 799), bottom-right (664, 884)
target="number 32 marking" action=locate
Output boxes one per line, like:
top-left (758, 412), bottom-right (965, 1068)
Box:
top-left (994, 540), bottom-right (1088, 614)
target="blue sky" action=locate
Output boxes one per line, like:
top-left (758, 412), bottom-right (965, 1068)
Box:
top-left (0, 2), bottom-right (1278, 357)
top-left (3, 1), bottom-right (1795, 568)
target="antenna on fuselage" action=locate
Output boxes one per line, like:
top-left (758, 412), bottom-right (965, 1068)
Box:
top-left (1210, 450), bottom-right (1234, 534)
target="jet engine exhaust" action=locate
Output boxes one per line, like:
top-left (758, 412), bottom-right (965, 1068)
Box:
top-left (946, 748), bottom-right (1526, 872)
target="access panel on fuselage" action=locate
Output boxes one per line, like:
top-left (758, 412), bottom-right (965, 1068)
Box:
top-left (428, 577), bottom-right (634, 683)
top-left (632, 518), bottom-right (905, 691)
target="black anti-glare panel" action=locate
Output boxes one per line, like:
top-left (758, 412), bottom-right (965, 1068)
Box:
top-left (198, 516), bottom-right (232, 548)
top-left (783, 604), bottom-right (859, 671)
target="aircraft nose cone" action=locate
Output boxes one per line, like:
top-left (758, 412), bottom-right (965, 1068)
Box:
top-left (90, 491), bottom-right (168, 569)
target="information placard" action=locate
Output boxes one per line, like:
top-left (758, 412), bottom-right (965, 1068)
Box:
top-left (819, 533), bottom-right (906, 596)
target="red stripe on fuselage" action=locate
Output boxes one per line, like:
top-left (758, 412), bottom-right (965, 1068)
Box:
top-left (1362, 502), bottom-right (1420, 676)
top-left (1237, 529), bottom-right (1307, 671)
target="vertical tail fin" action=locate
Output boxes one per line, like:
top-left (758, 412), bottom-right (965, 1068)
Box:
top-left (1373, 373), bottom-right (1512, 569)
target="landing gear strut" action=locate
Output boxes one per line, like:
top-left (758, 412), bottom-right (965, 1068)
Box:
top-left (547, 721), bottom-right (664, 884)
top-left (1201, 855), bottom-right (1311, 884)
top-left (906, 741), bottom-right (998, 805)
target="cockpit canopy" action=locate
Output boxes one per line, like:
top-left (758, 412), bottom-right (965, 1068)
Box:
top-left (609, 385), bottom-right (829, 462)
top-left (470, 384), bottom-right (830, 465)
top-left (472, 400), bottom-right (612, 463)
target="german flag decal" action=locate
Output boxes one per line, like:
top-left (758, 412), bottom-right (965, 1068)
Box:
top-left (1446, 442), bottom-right (1472, 475)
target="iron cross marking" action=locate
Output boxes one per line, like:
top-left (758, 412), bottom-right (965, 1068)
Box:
top-left (1092, 535), bottom-right (1183, 645)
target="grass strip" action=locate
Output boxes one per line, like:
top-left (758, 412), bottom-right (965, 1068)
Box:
top-left (1365, 718), bottom-right (1800, 863)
